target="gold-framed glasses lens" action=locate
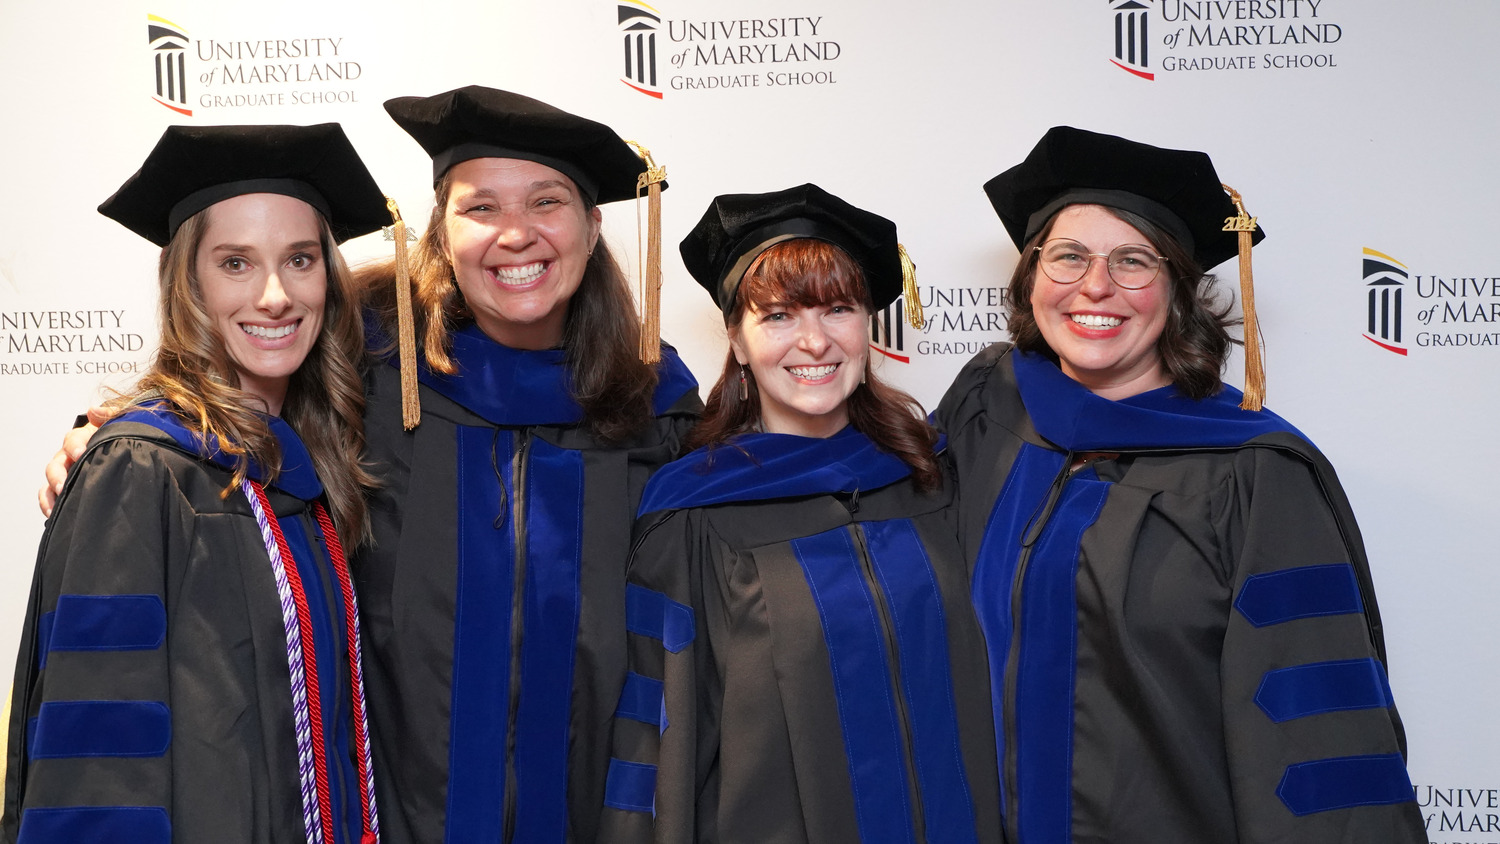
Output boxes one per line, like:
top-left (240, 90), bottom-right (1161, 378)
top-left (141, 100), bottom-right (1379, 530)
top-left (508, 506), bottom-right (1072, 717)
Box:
top-left (1035, 239), bottom-right (1165, 289)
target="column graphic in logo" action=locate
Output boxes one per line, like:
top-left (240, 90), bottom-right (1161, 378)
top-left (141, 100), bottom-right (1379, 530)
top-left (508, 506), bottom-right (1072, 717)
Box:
top-left (1362, 247), bottom-right (1408, 356)
top-left (148, 14), bottom-right (192, 116)
top-left (619, 2), bottom-right (662, 99)
top-left (870, 299), bottom-right (912, 364)
top-left (1109, 0), bottom-right (1154, 81)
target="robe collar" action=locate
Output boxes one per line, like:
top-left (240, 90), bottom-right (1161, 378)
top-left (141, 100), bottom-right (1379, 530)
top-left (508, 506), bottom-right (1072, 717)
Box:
top-left (1012, 350), bottom-right (1306, 452)
top-left (109, 404), bottom-right (323, 500)
top-left (639, 425), bottom-right (920, 515)
top-left (371, 320), bottom-right (698, 427)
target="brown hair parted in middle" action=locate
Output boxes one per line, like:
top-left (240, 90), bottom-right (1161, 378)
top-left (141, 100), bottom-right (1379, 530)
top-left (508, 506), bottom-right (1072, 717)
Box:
top-left (1002, 204), bottom-right (1237, 400)
top-left (358, 169), bottom-right (660, 444)
top-left (686, 238), bottom-right (941, 490)
top-left (138, 205), bottom-right (377, 543)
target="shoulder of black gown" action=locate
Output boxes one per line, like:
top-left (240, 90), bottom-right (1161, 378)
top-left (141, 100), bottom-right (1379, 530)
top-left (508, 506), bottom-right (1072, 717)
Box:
top-left (638, 426), bottom-right (915, 515)
top-left (933, 342), bottom-right (1016, 436)
top-left (100, 404), bottom-right (321, 500)
top-left (366, 314), bottom-right (700, 426)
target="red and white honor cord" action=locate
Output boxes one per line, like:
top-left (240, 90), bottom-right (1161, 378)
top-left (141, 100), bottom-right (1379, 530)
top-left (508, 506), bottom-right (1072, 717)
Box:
top-left (243, 478), bottom-right (380, 844)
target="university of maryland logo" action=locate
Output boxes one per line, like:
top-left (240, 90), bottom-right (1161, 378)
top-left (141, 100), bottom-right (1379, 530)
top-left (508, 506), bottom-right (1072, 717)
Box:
top-left (1362, 247), bottom-right (1408, 356)
top-left (870, 299), bottom-right (912, 364)
top-left (1109, 0), bottom-right (1155, 80)
top-left (619, 2), bottom-right (663, 98)
top-left (148, 14), bottom-right (193, 116)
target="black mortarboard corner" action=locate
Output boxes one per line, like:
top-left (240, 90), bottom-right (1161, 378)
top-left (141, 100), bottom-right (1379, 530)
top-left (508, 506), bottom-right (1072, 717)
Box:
top-left (98, 123), bottom-right (389, 247)
top-left (383, 85), bottom-right (664, 203)
top-left (984, 126), bottom-right (1268, 410)
top-left (680, 183), bottom-right (922, 327)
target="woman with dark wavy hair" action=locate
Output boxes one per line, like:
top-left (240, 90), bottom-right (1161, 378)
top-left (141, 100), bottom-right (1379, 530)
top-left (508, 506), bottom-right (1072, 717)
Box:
top-left (6, 124), bottom-right (386, 844)
top-left (601, 184), bottom-right (1000, 844)
top-left (936, 126), bottom-right (1424, 843)
top-left (351, 86), bottom-right (701, 844)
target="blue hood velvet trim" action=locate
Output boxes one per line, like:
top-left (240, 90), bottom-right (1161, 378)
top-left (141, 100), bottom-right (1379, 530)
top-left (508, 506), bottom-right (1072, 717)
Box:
top-left (1012, 350), bottom-right (1306, 451)
top-left (109, 405), bottom-right (322, 500)
top-left (370, 318), bottom-right (698, 427)
top-left (639, 426), bottom-right (927, 515)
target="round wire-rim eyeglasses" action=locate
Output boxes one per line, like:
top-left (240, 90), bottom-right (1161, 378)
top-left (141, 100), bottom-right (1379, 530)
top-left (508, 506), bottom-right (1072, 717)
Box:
top-left (1033, 239), bottom-right (1167, 290)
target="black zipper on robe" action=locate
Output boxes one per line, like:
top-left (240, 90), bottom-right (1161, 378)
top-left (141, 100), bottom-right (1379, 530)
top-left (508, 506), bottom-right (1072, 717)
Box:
top-left (501, 428), bottom-right (533, 843)
top-left (847, 522), bottom-right (929, 842)
top-left (1000, 451), bottom-right (1076, 842)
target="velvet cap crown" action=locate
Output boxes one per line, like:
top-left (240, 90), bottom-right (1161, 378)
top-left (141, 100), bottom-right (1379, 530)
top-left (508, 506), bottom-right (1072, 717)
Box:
top-left (383, 85), bottom-right (661, 203)
top-left (983, 126), bottom-right (1265, 269)
top-left (98, 123), bottom-right (389, 247)
top-left (680, 183), bottom-right (903, 316)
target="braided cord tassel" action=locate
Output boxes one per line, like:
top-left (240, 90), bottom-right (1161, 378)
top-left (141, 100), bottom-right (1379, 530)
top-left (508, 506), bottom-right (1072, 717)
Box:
top-left (313, 503), bottom-right (381, 844)
top-left (242, 479), bottom-right (325, 844)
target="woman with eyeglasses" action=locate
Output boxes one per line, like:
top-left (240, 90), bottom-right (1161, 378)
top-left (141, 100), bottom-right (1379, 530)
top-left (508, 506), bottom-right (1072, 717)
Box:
top-left (936, 127), bottom-right (1424, 843)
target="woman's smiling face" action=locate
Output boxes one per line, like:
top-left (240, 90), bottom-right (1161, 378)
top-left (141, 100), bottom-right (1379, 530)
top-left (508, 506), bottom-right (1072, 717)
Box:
top-left (1030, 204), bottom-right (1172, 400)
top-left (441, 157), bottom-right (601, 350)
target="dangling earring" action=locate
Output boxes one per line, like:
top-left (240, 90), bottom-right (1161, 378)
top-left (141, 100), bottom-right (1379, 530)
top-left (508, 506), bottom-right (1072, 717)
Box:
top-left (860, 365), bottom-right (867, 385)
top-left (738, 365), bottom-right (749, 401)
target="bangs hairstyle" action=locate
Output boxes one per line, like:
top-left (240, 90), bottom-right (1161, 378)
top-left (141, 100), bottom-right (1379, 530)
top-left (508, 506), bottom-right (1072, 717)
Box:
top-left (359, 168), bottom-right (659, 443)
top-left (732, 237), bottom-right (873, 319)
top-left (133, 203), bottom-right (377, 543)
top-left (688, 238), bottom-right (941, 491)
top-left (1003, 204), bottom-right (1237, 399)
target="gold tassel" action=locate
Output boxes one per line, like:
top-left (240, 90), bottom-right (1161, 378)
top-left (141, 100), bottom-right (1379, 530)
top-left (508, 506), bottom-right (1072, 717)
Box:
top-left (1222, 184), bottom-right (1264, 412)
top-left (386, 196), bottom-right (421, 430)
top-left (897, 244), bottom-right (924, 329)
top-left (626, 140), bottom-right (667, 365)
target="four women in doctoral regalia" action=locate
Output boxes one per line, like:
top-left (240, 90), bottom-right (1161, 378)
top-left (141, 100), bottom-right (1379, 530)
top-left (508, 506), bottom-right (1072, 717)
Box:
top-left (19, 92), bottom-right (1426, 844)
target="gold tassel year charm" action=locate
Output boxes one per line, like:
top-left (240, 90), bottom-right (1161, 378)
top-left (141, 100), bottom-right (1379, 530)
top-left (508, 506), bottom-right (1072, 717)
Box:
top-left (1222, 184), bottom-right (1264, 412)
top-left (897, 244), bottom-right (924, 329)
top-left (626, 141), bottom-right (667, 365)
top-left (386, 196), bottom-right (421, 430)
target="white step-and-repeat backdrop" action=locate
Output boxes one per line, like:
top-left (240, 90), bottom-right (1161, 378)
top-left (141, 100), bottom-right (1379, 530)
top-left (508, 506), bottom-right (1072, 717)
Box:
top-left (2, 1), bottom-right (1494, 836)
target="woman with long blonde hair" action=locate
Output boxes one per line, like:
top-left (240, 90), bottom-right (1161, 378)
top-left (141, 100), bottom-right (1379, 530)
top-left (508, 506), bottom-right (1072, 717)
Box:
top-left (6, 123), bottom-right (387, 844)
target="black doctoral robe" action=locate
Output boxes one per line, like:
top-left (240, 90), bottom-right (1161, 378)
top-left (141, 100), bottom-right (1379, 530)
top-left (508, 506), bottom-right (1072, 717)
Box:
top-left (2, 407), bottom-right (369, 844)
top-left (936, 344), bottom-right (1424, 843)
top-left (599, 427), bottom-right (1001, 844)
top-left (357, 324), bottom-right (702, 844)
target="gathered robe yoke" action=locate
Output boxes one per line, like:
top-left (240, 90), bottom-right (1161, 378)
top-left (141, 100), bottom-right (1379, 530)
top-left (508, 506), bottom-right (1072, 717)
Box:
top-left (2, 408), bottom-right (366, 844)
top-left (358, 324), bottom-right (701, 844)
top-left (936, 344), bottom-right (1424, 844)
top-left (600, 428), bottom-right (1002, 844)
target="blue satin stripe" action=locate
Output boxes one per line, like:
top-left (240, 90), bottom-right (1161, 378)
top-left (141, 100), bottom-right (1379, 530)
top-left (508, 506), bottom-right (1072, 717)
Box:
top-left (863, 519), bottom-right (979, 844)
top-left (48, 595), bottom-right (165, 655)
top-left (1012, 350), bottom-right (1306, 451)
top-left (640, 427), bottom-right (913, 515)
top-left (625, 584), bottom-right (695, 653)
top-left (792, 528), bottom-right (915, 844)
top-left (971, 444), bottom-right (1067, 820)
top-left (30, 701), bottom-right (170, 758)
top-left (445, 425), bottom-right (515, 842)
top-left (37, 611), bottom-right (54, 670)
top-left (616, 672), bottom-right (665, 726)
top-left (1235, 564), bottom-right (1364, 628)
top-left (1255, 658), bottom-right (1394, 723)
top-left (1277, 753), bottom-right (1415, 816)
top-left (284, 516), bottom-right (359, 844)
top-left (512, 440), bottom-right (585, 843)
top-left (18, 806), bottom-right (170, 844)
top-left (604, 759), bottom-right (657, 813)
top-left (110, 406), bottom-right (322, 499)
top-left (1016, 471), bottom-right (1108, 843)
